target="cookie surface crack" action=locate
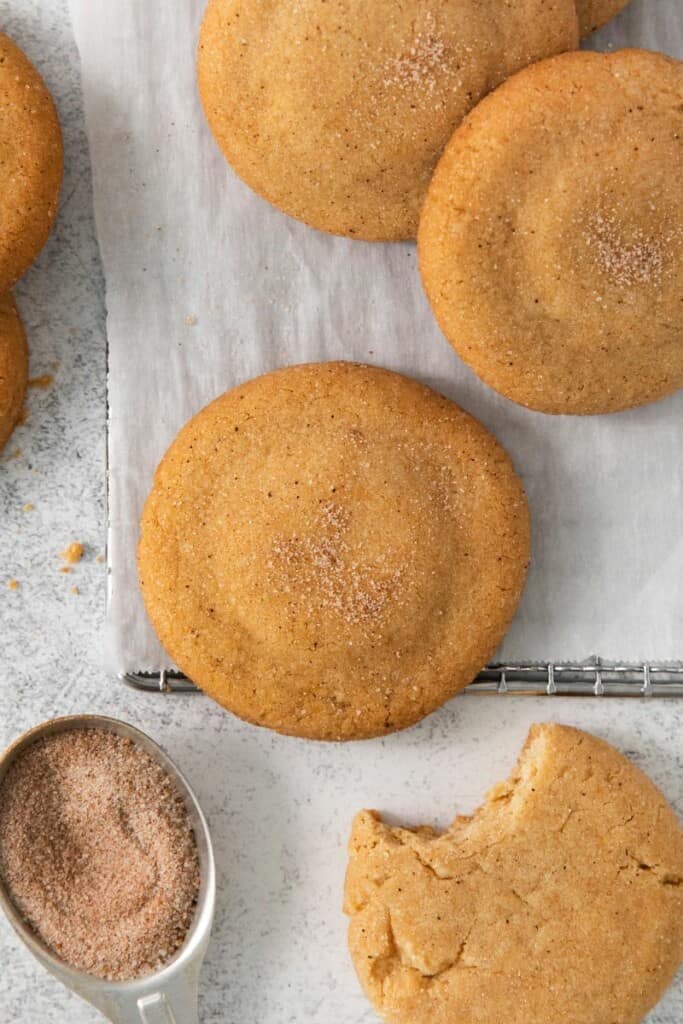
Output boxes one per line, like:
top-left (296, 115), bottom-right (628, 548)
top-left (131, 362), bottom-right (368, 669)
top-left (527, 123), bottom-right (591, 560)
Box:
top-left (346, 725), bottom-right (683, 1024)
top-left (424, 919), bottom-right (477, 981)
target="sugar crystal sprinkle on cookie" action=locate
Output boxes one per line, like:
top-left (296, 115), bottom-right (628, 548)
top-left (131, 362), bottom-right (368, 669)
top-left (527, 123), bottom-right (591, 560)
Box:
top-left (383, 15), bottom-right (460, 95)
top-left (269, 500), bottom-right (404, 629)
top-left (587, 211), bottom-right (679, 288)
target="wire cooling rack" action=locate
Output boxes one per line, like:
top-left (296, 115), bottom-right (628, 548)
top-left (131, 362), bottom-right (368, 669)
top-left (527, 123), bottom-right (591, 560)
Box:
top-left (122, 661), bottom-right (683, 697)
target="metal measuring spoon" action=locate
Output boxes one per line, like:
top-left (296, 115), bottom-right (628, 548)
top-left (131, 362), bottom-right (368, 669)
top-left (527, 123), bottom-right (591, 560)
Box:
top-left (0, 715), bottom-right (216, 1024)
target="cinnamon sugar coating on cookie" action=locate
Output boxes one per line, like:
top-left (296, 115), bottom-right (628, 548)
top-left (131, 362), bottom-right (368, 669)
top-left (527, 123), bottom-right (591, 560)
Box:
top-left (197, 0), bottom-right (578, 240)
top-left (419, 49), bottom-right (683, 414)
top-left (138, 362), bottom-right (529, 740)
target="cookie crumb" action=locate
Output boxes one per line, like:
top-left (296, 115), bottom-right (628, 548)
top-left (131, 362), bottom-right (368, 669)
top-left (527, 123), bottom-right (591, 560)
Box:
top-left (22, 503), bottom-right (33, 512)
top-left (184, 315), bottom-right (197, 326)
top-left (59, 542), bottom-right (85, 565)
top-left (59, 566), bottom-right (71, 574)
top-left (28, 374), bottom-right (53, 390)
top-left (70, 586), bottom-right (79, 595)
top-left (7, 580), bottom-right (19, 591)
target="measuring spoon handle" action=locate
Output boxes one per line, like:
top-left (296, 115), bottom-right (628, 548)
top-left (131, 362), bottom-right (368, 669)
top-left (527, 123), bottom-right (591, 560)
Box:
top-left (96, 973), bottom-right (201, 1024)
top-left (135, 985), bottom-right (199, 1024)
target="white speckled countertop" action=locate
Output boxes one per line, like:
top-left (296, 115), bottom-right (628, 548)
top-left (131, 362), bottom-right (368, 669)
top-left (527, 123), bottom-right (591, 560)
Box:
top-left (0, 2), bottom-right (681, 1022)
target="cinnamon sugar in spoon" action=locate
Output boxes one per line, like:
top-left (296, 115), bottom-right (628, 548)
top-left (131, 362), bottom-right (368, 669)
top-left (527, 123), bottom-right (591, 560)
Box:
top-left (0, 715), bottom-right (215, 1024)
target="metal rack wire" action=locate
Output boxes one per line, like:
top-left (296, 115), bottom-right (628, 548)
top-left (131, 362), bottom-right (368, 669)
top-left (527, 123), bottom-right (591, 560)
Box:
top-left (122, 660), bottom-right (683, 698)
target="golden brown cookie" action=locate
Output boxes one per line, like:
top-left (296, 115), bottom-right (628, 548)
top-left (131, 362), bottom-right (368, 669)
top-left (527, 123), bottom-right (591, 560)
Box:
top-left (419, 49), bottom-right (683, 414)
top-left (345, 723), bottom-right (683, 1024)
top-left (577, 0), bottom-right (630, 36)
top-left (0, 294), bottom-right (28, 452)
top-left (0, 33), bottom-right (63, 292)
top-left (139, 362), bottom-right (529, 740)
top-left (197, 0), bottom-right (578, 241)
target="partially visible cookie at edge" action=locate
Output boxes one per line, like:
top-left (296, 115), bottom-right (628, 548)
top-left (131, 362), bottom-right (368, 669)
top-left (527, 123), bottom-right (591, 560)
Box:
top-left (345, 723), bottom-right (683, 1024)
top-left (576, 0), bottom-right (630, 36)
top-left (0, 294), bottom-right (28, 452)
top-left (138, 361), bottom-right (530, 740)
top-left (0, 33), bottom-right (63, 292)
top-left (418, 49), bottom-right (683, 414)
top-left (197, 0), bottom-right (579, 241)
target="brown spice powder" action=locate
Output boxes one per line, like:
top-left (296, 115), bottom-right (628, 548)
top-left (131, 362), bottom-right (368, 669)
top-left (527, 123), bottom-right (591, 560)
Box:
top-left (0, 729), bottom-right (200, 981)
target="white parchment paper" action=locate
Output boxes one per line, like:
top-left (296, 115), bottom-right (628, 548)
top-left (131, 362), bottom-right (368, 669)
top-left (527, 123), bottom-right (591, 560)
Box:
top-left (68, 0), bottom-right (682, 672)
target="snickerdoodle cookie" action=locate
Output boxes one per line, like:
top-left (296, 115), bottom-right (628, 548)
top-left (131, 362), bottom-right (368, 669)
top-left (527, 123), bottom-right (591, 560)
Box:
top-left (139, 362), bottom-right (529, 740)
top-left (0, 294), bottom-right (28, 451)
top-left (0, 34), bottom-right (62, 292)
top-left (345, 723), bottom-right (683, 1024)
top-left (197, 0), bottom-right (578, 241)
top-left (419, 49), bottom-right (683, 414)
top-left (577, 0), bottom-right (630, 36)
